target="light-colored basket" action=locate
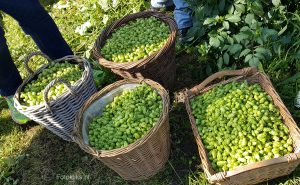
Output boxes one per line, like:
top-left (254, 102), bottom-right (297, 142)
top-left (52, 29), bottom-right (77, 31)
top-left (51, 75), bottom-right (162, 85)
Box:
top-left (14, 52), bottom-right (97, 141)
top-left (73, 78), bottom-right (170, 180)
top-left (92, 11), bottom-right (177, 90)
top-left (181, 67), bottom-right (300, 185)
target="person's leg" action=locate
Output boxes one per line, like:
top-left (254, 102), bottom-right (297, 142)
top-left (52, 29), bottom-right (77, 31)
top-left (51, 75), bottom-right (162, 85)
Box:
top-left (0, 25), bottom-right (29, 124)
top-left (0, 0), bottom-right (73, 60)
top-left (0, 0), bottom-right (72, 124)
top-left (173, 0), bottom-right (193, 36)
top-left (0, 25), bottom-right (22, 97)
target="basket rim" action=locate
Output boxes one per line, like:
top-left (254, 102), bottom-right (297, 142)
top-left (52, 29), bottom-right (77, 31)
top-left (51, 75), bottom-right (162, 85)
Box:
top-left (73, 78), bottom-right (170, 157)
top-left (183, 67), bottom-right (300, 183)
top-left (13, 55), bottom-right (92, 110)
top-left (92, 10), bottom-right (177, 70)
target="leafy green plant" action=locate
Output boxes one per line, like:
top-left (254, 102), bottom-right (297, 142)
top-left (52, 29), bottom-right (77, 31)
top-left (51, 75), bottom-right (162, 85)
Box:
top-left (186, 0), bottom-right (298, 72)
top-left (276, 72), bottom-right (300, 119)
top-left (0, 155), bottom-right (27, 185)
top-left (89, 59), bottom-right (117, 88)
top-left (262, 11), bottom-right (300, 81)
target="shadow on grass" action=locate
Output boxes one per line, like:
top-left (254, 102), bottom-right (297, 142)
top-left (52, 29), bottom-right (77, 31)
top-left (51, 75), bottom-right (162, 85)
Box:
top-left (173, 53), bottom-right (207, 92)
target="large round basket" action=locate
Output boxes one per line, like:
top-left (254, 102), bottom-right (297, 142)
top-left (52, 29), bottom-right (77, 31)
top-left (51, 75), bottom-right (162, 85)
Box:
top-left (92, 11), bottom-right (177, 90)
top-left (181, 67), bottom-right (300, 185)
top-left (73, 78), bottom-right (170, 180)
top-left (14, 52), bottom-right (97, 141)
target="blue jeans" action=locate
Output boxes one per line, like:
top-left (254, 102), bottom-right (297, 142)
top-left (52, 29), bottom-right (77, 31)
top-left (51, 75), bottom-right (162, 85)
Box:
top-left (151, 0), bottom-right (193, 30)
top-left (0, 0), bottom-right (73, 96)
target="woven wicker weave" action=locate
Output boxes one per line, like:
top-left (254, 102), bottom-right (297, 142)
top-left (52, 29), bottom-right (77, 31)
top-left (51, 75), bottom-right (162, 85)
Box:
top-left (14, 52), bottom-right (97, 141)
top-left (73, 78), bottom-right (170, 180)
top-left (93, 11), bottom-right (177, 90)
top-left (181, 67), bottom-right (300, 185)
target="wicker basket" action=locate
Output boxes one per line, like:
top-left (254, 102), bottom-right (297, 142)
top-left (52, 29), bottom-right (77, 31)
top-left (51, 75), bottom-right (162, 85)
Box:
top-left (92, 11), bottom-right (177, 90)
top-left (181, 67), bottom-right (300, 185)
top-left (73, 78), bottom-right (170, 181)
top-left (14, 52), bottom-right (97, 141)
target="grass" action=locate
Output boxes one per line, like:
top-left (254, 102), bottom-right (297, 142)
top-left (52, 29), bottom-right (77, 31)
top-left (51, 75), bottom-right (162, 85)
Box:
top-left (1, 0), bottom-right (300, 184)
top-left (1, 55), bottom-right (300, 185)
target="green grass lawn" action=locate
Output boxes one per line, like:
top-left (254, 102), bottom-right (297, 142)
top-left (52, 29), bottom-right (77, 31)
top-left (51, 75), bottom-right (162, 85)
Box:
top-left (1, 0), bottom-right (300, 184)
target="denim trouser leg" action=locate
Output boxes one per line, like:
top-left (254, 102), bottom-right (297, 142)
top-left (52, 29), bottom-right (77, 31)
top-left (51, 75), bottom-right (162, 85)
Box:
top-left (0, 25), bottom-right (22, 96)
top-left (150, 0), bottom-right (193, 30)
top-left (0, 0), bottom-right (73, 96)
top-left (0, 0), bottom-right (73, 59)
top-left (173, 0), bottom-right (193, 30)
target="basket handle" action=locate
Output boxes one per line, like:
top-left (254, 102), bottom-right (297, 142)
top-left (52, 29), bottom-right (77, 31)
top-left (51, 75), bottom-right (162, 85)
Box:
top-left (53, 55), bottom-right (90, 78)
top-left (130, 72), bottom-right (144, 80)
top-left (128, 72), bottom-right (146, 83)
top-left (43, 78), bottom-right (77, 113)
top-left (189, 67), bottom-right (258, 95)
top-left (53, 55), bottom-right (84, 63)
top-left (24, 51), bottom-right (52, 75)
top-left (112, 69), bottom-right (145, 81)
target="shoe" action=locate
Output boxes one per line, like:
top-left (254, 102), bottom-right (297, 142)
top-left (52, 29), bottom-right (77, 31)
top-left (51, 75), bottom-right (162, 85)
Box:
top-left (178, 27), bottom-right (191, 44)
top-left (5, 95), bottom-right (30, 124)
top-left (150, 6), bottom-right (160, 11)
top-left (165, 4), bottom-right (175, 11)
top-left (150, 5), bottom-right (175, 12)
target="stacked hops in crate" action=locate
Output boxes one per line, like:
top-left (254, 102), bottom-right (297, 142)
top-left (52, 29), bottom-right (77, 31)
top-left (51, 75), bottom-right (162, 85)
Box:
top-left (182, 67), bottom-right (300, 185)
top-left (191, 81), bottom-right (293, 172)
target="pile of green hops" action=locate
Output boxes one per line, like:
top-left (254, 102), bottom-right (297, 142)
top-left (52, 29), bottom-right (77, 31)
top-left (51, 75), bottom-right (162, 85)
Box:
top-left (88, 84), bottom-right (163, 150)
top-left (101, 17), bottom-right (169, 62)
top-left (20, 62), bottom-right (82, 106)
top-left (191, 81), bottom-right (293, 172)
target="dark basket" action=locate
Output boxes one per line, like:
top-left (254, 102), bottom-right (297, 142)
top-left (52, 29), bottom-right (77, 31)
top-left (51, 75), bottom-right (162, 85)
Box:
top-left (92, 11), bottom-right (178, 90)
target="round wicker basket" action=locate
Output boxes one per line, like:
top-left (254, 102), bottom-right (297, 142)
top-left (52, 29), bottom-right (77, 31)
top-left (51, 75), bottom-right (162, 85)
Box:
top-left (14, 52), bottom-right (97, 141)
top-left (73, 78), bottom-right (170, 180)
top-left (93, 11), bottom-right (177, 90)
